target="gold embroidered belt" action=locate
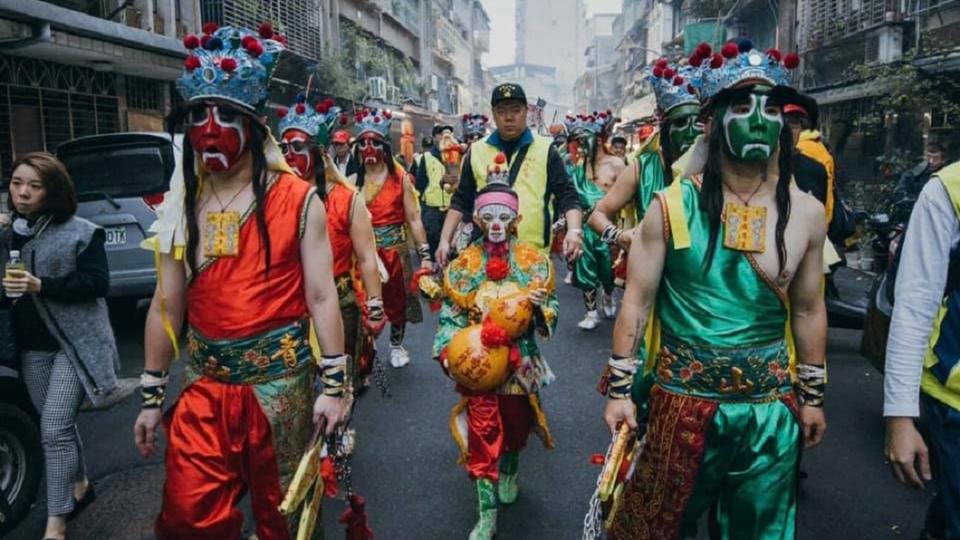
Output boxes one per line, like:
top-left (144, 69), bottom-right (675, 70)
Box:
top-left (186, 319), bottom-right (312, 384)
top-left (374, 224), bottom-right (406, 249)
top-left (654, 335), bottom-right (792, 402)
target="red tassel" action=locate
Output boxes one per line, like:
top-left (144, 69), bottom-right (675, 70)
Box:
top-left (339, 494), bottom-right (374, 540)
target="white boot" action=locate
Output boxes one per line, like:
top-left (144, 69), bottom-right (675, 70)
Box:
top-left (389, 345), bottom-right (410, 368)
top-left (602, 292), bottom-right (617, 319)
top-left (578, 310), bottom-right (601, 330)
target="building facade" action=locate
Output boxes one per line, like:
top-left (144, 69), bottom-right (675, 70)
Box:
top-left (0, 0), bottom-right (200, 170)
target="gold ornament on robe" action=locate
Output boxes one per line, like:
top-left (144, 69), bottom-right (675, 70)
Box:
top-left (203, 210), bottom-right (240, 257)
top-left (722, 202), bottom-right (766, 253)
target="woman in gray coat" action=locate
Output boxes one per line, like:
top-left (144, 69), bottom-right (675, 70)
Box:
top-left (2, 152), bottom-right (118, 540)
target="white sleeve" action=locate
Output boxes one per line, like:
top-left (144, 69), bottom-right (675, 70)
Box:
top-left (883, 179), bottom-right (960, 417)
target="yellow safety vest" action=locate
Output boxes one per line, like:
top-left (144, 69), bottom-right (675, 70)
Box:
top-left (920, 161), bottom-right (960, 411)
top-left (470, 133), bottom-right (553, 251)
top-left (422, 152), bottom-right (451, 209)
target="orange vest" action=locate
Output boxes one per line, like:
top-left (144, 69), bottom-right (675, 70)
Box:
top-left (326, 183), bottom-right (356, 277)
top-left (366, 166), bottom-right (408, 228)
top-left (187, 173), bottom-right (312, 340)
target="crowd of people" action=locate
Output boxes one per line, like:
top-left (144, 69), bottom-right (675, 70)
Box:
top-left (3, 21), bottom-right (957, 540)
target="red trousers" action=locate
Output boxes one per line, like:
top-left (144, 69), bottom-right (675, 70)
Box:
top-left (466, 394), bottom-right (534, 481)
top-left (379, 246), bottom-right (408, 327)
top-left (156, 378), bottom-right (290, 540)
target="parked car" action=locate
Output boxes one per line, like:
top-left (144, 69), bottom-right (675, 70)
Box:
top-left (0, 366), bottom-right (41, 536)
top-left (55, 132), bottom-right (179, 308)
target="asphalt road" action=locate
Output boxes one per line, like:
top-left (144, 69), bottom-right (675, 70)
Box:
top-left (8, 275), bottom-right (933, 540)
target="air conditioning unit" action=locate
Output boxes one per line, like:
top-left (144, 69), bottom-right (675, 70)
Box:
top-left (428, 98), bottom-right (439, 112)
top-left (430, 74), bottom-right (439, 92)
top-left (367, 76), bottom-right (387, 100)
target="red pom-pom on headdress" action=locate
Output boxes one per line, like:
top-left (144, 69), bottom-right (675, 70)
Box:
top-left (258, 22), bottom-right (274, 39)
top-left (219, 57), bottom-right (237, 72)
top-left (183, 34), bottom-right (200, 50)
top-left (721, 42), bottom-right (740, 59)
top-left (276, 106), bottom-right (289, 118)
top-left (709, 53), bottom-right (724, 69)
top-left (200, 34), bottom-right (212, 48)
top-left (494, 152), bottom-right (507, 165)
top-left (672, 76), bottom-right (684, 86)
top-left (339, 115), bottom-right (348, 125)
top-left (246, 40), bottom-right (263, 57)
top-left (696, 43), bottom-right (713, 57)
top-left (687, 84), bottom-right (696, 94)
top-left (662, 68), bottom-right (675, 79)
top-left (384, 110), bottom-right (392, 119)
top-left (652, 66), bottom-right (664, 78)
top-left (184, 55), bottom-right (201, 71)
top-left (202, 22), bottom-right (219, 35)
top-left (655, 58), bottom-right (669, 69)
top-left (294, 103), bottom-right (306, 114)
top-left (689, 54), bottom-right (704, 67)
top-left (766, 48), bottom-right (783, 61)
top-left (783, 53), bottom-right (800, 69)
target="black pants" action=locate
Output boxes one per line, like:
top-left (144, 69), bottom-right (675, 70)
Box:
top-left (421, 204), bottom-right (447, 260)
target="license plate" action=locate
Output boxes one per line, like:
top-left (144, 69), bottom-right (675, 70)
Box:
top-left (105, 227), bottom-right (127, 246)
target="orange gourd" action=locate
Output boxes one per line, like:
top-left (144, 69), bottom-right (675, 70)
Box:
top-left (446, 324), bottom-right (511, 392)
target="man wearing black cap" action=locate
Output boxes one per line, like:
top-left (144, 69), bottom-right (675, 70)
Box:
top-left (435, 83), bottom-right (584, 265)
top-left (415, 123), bottom-right (459, 256)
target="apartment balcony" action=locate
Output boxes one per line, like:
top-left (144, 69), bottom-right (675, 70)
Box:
top-left (799, 0), bottom-right (903, 52)
top-left (0, 0), bottom-right (188, 80)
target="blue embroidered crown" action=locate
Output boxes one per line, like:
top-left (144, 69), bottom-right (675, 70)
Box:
top-left (564, 110), bottom-right (615, 136)
top-left (647, 59), bottom-right (700, 115)
top-left (278, 95), bottom-right (344, 146)
top-left (693, 40), bottom-right (799, 105)
top-left (177, 22), bottom-right (286, 112)
top-left (462, 113), bottom-right (489, 137)
top-left (354, 108), bottom-right (393, 140)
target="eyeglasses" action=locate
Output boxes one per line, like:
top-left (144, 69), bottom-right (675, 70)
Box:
top-left (279, 140), bottom-right (310, 153)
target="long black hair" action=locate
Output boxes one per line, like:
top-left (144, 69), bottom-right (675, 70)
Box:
top-left (167, 100), bottom-right (273, 277)
top-left (700, 98), bottom-right (793, 275)
top-left (354, 137), bottom-right (400, 189)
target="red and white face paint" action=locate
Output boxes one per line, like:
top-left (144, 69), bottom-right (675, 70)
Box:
top-left (280, 129), bottom-right (314, 180)
top-left (358, 134), bottom-right (385, 165)
top-left (187, 104), bottom-right (251, 174)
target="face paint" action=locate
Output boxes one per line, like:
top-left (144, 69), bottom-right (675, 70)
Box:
top-left (358, 135), bottom-right (385, 165)
top-left (280, 129), bottom-right (314, 179)
top-left (720, 92), bottom-right (783, 162)
top-left (187, 104), bottom-right (250, 173)
top-left (476, 203), bottom-right (518, 244)
top-left (667, 114), bottom-right (703, 157)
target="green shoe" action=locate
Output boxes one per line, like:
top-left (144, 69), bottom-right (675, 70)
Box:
top-left (497, 451), bottom-right (520, 505)
top-left (468, 478), bottom-right (497, 540)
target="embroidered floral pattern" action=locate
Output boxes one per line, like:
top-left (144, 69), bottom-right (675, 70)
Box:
top-left (187, 321), bottom-right (311, 384)
top-left (654, 338), bottom-right (792, 401)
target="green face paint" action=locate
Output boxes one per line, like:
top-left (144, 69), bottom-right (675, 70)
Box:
top-left (720, 91), bottom-right (783, 162)
top-left (667, 113), bottom-right (702, 157)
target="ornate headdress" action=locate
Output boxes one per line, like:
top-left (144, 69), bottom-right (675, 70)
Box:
top-left (485, 152), bottom-right (510, 186)
top-left (177, 22), bottom-right (286, 112)
top-left (462, 113), bottom-right (489, 137)
top-left (354, 108), bottom-right (393, 140)
top-left (647, 58), bottom-right (701, 116)
top-left (694, 39), bottom-right (800, 106)
top-left (277, 95), bottom-right (343, 146)
top-left (563, 110), bottom-right (616, 137)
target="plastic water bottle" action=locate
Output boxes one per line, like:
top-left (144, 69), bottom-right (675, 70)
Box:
top-left (5, 250), bottom-right (24, 298)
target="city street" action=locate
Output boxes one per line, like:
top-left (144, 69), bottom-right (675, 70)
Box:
top-left (8, 276), bottom-right (933, 540)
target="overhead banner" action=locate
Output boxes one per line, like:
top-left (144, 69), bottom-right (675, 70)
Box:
top-left (684, 21), bottom-right (725, 56)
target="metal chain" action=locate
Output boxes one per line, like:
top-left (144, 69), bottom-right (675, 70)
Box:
top-left (372, 350), bottom-right (391, 397)
top-left (328, 430), bottom-right (355, 499)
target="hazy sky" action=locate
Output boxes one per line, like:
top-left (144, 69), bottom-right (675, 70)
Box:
top-left (481, 0), bottom-right (622, 67)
